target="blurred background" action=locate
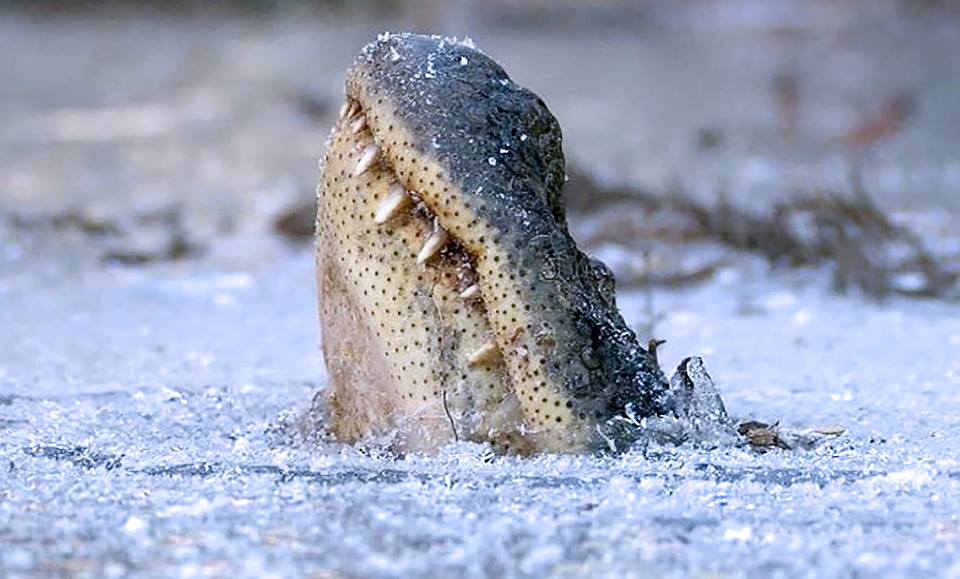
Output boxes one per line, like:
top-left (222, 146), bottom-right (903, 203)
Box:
top-left (3, 0), bottom-right (958, 296)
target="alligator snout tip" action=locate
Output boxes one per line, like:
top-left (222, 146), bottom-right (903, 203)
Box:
top-left (315, 33), bottom-right (688, 455)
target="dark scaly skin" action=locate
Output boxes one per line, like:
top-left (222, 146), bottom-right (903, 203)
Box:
top-left (317, 33), bottom-right (673, 454)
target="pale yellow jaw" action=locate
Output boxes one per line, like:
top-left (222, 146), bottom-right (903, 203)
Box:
top-left (313, 32), bottom-right (707, 456)
top-left (317, 99), bottom-right (540, 454)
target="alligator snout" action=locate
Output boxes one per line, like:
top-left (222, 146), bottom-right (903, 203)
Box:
top-left (316, 33), bottom-right (677, 454)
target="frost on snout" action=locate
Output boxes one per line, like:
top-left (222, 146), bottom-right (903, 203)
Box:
top-left (315, 33), bottom-right (673, 454)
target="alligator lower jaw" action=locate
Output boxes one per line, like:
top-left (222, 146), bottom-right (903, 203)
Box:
top-left (318, 94), bottom-right (603, 454)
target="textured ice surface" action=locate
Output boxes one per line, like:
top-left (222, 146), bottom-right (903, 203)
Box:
top-left (3, 230), bottom-right (960, 577)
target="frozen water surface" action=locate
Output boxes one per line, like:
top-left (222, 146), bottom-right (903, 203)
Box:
top-left (2, 232), bottom-right (959, 577)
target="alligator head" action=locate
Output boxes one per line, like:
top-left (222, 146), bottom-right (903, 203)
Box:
top-left (316, 33), bottom-right (706, 454)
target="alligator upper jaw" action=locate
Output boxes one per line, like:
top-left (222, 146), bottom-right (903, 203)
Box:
top-left (317, 33), bottom-right (671, 454)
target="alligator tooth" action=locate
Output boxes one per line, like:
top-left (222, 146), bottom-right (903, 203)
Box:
top-left (346, 101), bottom-right (360, 119)
top-left (354, 144), bottom-right (380, 177)
top-left (467, 341), bottom-right (499, 366)
top-left (351, 115), bottom-right (367, 134)
top-left (416, 227), bottom-right (448, 264)
top-left (374, 185), bottom-right (411, 224)
top-left (338, 100), bottom-right (351, 119)
top-left (459, 284), bottom-right (480, 299)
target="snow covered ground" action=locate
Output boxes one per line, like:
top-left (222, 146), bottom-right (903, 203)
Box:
top-left (2, 4), bottom-right (960, 577)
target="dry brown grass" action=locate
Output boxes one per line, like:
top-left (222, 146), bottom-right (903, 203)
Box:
top-left (564, 167), bottom-right (959, 300)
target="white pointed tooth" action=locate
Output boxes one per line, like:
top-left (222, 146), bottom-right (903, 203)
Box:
top-left (416, 227), bottom-right (448, 264)
top-left (374, 185), bottom-right (411, 224)
top-left (467, 341), bottom-right (499, 366)
top-left (338, 100), bottom-right (351, 119)
top-left (354, 144), bottom-right (380, 177)
top-left (459, 284), bottom-right (480, 299)
top-left (351, 115), bottom-right (367, 134)
top-left (346, 101), bottom-right (360, 118)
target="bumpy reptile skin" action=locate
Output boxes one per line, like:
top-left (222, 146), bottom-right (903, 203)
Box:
top-left (316, 33), bottom-right (671, 454)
